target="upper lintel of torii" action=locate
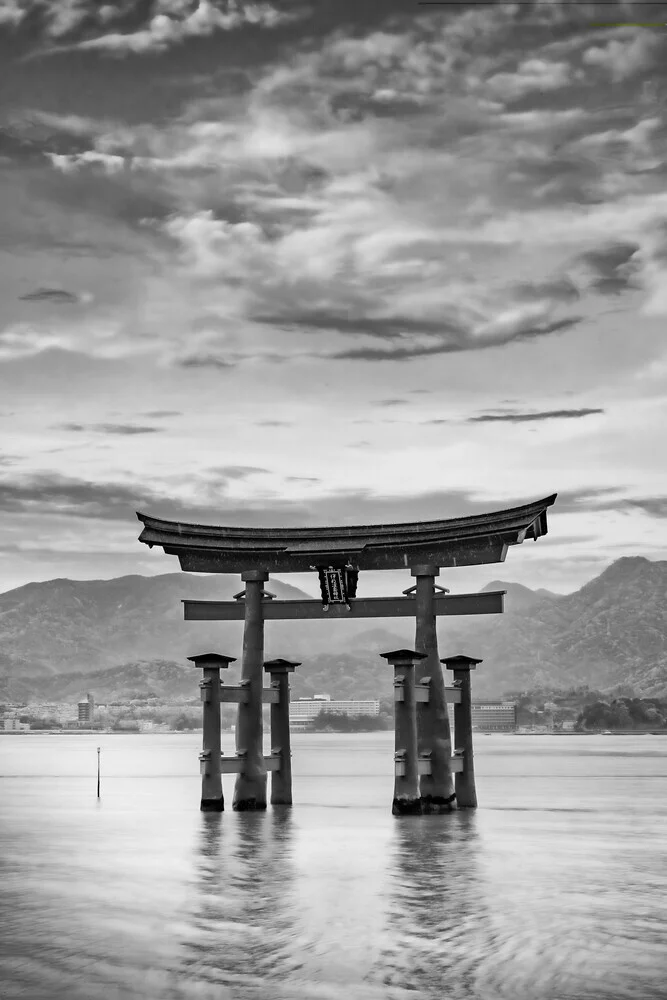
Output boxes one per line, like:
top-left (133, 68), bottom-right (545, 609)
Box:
top-left (135, 493), bottom-right (557, 575)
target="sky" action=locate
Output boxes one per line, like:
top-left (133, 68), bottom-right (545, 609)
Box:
top-left (1, 0), bottom-right (667, 599)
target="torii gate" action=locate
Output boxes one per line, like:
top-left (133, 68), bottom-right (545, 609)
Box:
top-left (137, 493), bottom-right (556, 814)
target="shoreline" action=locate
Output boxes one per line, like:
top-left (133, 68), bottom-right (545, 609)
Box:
top-left (3, 728), bottom-right (667, 737)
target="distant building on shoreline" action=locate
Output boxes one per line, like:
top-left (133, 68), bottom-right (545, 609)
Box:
top-left (77, 693), bottom-right (95, 725)
top-left (290, 694), bottom-right (380, 730)
top-left (4, 718), bottom-right (30, 732)
top-left (447, 702), bottom-right (517, 732)
top-left (472, 703), bottom-right (517, 732)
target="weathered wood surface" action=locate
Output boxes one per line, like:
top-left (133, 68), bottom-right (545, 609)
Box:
top-left (413, 567), bottom-right (455, 811)
top-left (183, 590), bottom-right (505, 622)
top-left (218, 686), bottom-right (280, 704)
top-left (453, 664), bottom-right (478, 808)
top-left (137, 494), bottom-right (556, 573)
top-left (394, 684), bottom-right (461, 704)
top-left (232, 572), bottom-right (268, 810)
top-left (395, 753), bottom-right (465, 777)
top-left (265, 659), bottom-right (297, 806)
top-left (221, 754), bottom-right (282, 775)
top-left (199, 663), bottom-right (223, 810)
top-left (391, 656), bottom-right (421, 815)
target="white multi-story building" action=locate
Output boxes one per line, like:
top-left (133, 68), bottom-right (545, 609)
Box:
top-left (289, 695), bottom-right (380, 724)
top-left (472, 703), bottom-right (516, 731)
top-left (4, 719), bottom-right (30, 731)
top-left (137, 721), bottom-right (170, 733)
top-left (447, 703), bottom-right (516, 733)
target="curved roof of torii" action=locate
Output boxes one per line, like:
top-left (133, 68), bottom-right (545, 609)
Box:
top-left (136, 493), bottom-right (557, 574)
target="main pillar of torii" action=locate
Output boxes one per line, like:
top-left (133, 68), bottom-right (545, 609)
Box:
top-left (411, 565), bottom-right (456, 811)
top-left (232, 570), bottom-right (269, 810)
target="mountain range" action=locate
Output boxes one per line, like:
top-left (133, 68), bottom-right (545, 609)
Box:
top-left (1, 557), bottom-right (666, 702)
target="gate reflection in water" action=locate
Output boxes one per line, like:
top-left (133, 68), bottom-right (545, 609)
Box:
top-left (1, 732), bottom-right (666, 1000)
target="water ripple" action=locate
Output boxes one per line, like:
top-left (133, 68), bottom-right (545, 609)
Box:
top-left (1, 733), bottom-right (667, 1000)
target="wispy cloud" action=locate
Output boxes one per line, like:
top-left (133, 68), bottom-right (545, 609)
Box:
top-left (26, 0), bottom-right (305, 56)
top-left (19, 287), bottom-right (80, 304)
top-left (467, 408), bottom-right (605, 424)
top-left (205, 465), bottom-right (269, 479)
top-left (582, 30), bottom-right (661, 83)
top-left (329, 318), bottom-right (582, 362)
top-left (576, 242), bottom-right (641, 296)
top-left (176, 353), bottom-right (236, 369)
top-left (625, 496), bottom-right (667, 519)
top-left (58, 422), bottom-right (164, 435)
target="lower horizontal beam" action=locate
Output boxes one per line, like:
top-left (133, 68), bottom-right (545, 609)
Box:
top-left (184, 590), bottom-right (505, 622)
top-left (395, 753), bottom-right (465, 777)
top-left (219, 753), bottom-right (282, 774)
top-left (395, 685), bottom-right (462, 704)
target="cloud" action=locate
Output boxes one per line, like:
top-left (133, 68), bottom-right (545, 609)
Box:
top-left (553, 490), bottom-right (667, 520)
top-left (42, 0), bottom-right (98, 38)
top-left (47, 150), bottom-right (126, 173)
top-left (575, 242), bottom-right (641, 295)
top-left (176, 353), bottom-right (236, 369)
top-left (58, 422), bottom-right (164, 435)
top-left (0, 469), bottom-right (290, 524)
top-left (0, 325), bottom-right (72, 361)
top-left (95, 423), bottom-right (164, 435)
top-left (624, 497), bottom-right (667, 519)
top-left (142, 410), bottom-right (182, 418)
top-left (48, 0), bottom-right (304, 55)
top-left (0, 1), bottom-right (24, 27)
top-left (4, 2), bottom-right (667, 372)
top-left (513, 278), bottom-right (580, 305)
top-left (583, 31), bottom-right (661, 83)
top-left (0, 121), bottom-right (93, 164)
top-left (205, 465), bottom-right (269, 479)
top-left (0, 472), bottom-right (163, 521)
top-left (486, 58), bottom-right (573, 102)
top-left (19, 287), bottom-right (80, 304)
top-left (467, 408), bottom-right (605, 424)
top-left (329, 316), bottom-right (582, 362)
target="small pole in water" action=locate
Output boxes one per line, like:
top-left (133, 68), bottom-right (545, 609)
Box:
top-left (97, 746), bottom-right (101, 798)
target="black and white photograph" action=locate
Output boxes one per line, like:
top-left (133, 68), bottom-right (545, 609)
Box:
top-left (1, 2), bottom-right (666, 998)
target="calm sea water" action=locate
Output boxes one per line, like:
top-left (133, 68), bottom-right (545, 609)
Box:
top-left (1, 732), bottom-right (666, 1000)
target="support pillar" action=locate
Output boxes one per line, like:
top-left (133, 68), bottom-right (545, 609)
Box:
top-left (441, 654), bottom-right (482, 808)
top-left (381, 649), bottom-right (424, 815)
top-left (264, 658), bottom-right (299, 805)
top-left (411, 564), bottom-right (456, 812)
top-left (233, 570), bottom-right (269, 811)
top-left (188, 652), bottom-right (236, 811)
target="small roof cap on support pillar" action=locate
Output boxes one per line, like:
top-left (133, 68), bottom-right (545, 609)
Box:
top-left (263, 657), bottom-right (300, 673)
top-left (440, 654), bottom-right (483, 670)
top-left (380, 648), bottom-right (428, 664)
top-left (187, 652), bottom-right (237, 668)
